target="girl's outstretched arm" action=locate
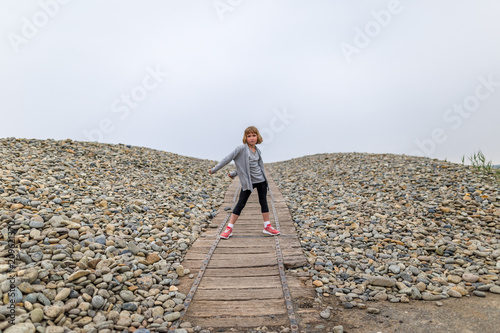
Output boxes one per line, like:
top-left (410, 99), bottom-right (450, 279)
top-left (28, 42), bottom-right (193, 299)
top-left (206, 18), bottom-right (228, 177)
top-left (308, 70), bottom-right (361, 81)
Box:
top-left (209, 145), bottom-right (242, 174)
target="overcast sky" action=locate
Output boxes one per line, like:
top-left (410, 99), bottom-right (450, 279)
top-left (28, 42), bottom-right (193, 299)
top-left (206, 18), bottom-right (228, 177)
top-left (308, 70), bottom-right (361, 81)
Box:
top-left (1, 0), bottom-right (499, 165)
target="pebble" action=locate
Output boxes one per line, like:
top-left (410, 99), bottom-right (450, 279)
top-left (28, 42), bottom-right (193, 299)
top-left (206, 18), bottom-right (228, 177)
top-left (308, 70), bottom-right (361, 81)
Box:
top-left (54, 288), bottom-right (71, 302)
top-left (45, 328), bottom-right (64, 333)
top-left (165, 312), bottom-right (182, 322)
top-left (29, 221), bottom-right (44, 228)
top-left (447, 275), bottom-right (462, 284)
top-left (462, 272), bottom-right (479, 283)
top-left (368, 276), bottom-right (396, 287)
top-left (10, 288), bottom-right (23, 303)
top-left (44, 306), bottom-right (62, 318)
top-left (333, 326), bottom-right (344, 333)
top-left (91, 295), bottom-right (105, 309)
top-left (422, 293), bottom-right (444, 301)
top-left (123, 302), bottom-right (138, 311)
top-left (18, 283), bottom-right (33, 294)
top-left (119, 290), bottom-right (135, 302)
top-left (30, 308), bottom-right (44, 323)
top-left (388, 264), bottom-right (401, 274)
top-left (4, 323), bottom-right (36, 333)
top-left (447, 289), bottom-right (462, 298)
top-left (320, 308), bottom-right (330, 319)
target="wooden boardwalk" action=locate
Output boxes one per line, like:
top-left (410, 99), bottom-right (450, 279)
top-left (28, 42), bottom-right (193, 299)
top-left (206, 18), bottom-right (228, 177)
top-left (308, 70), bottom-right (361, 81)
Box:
top-left (175, 167), bottom-right (318, 331)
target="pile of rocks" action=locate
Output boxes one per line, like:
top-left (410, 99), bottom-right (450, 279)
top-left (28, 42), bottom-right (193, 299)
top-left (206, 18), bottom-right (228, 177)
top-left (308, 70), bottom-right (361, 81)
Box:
top-left (0, 138), bottom-right (231, 333)
top-left (270, 153), bottom-right (500, 307)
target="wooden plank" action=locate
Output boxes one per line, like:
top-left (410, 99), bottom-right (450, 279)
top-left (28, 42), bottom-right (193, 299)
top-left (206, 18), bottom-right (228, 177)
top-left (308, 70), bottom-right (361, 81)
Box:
top-left (182, 258), bottom-right (277, 269)
top-left (199, 276), bottom-right (282, 289)
top-left (191, 237), bottom-right (273, 246)
top-left (203, 266), bottom-right (279, 277)
top-left (215, 238), bottom-right (277, 247)
top-left (193, 288), bottom-right (284, 301)
top-left (186, 299), bottom-right (287, 317)
top-left (183, 255), bottom-right (304, 271)
top-left (187, 247), bottom-right (275, 255)
top-left (183, 314), bottom-right (289, 328)
top-left (185, 252), bottom-right (276, 261)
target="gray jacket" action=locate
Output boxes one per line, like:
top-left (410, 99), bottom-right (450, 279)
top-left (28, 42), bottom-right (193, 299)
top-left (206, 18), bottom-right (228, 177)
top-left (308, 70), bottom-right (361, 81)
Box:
top-left (210, 143), bottom-right (268, 192)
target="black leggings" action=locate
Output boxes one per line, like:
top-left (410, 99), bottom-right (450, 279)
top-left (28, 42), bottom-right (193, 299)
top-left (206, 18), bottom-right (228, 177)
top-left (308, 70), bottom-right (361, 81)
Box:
top-left (233, 180), bottom-right (269, 216)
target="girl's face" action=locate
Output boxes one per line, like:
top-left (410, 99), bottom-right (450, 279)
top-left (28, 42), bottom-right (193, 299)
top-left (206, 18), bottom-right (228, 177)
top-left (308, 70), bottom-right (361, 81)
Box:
top-left (246, 132), bottom-right (258, 145)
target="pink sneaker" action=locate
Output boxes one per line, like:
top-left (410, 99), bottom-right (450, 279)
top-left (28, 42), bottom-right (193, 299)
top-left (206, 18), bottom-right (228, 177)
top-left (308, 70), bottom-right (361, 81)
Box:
top-left (220, 226), bottom-right (233, 239)
top-left (263, 225), bottom-right (280, 236)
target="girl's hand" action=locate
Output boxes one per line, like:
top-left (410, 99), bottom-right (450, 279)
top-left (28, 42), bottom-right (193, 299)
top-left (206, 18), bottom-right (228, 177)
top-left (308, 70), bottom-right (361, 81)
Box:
top-left (228, 173), bottom-right (234, 179)
top-left (208, 169), bottom-right (213, 174)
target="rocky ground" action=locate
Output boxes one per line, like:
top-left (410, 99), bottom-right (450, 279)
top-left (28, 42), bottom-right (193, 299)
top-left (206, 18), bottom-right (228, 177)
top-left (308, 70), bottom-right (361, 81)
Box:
top-left (2, 139), bottom-right (500, 333)
top-left (269, 152), bottom-right (500, 331)
top-left (0, 138), bottom-right (232, 333)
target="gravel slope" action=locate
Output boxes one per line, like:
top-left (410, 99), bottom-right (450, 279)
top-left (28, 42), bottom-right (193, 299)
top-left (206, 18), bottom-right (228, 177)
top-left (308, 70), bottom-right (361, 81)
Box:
top-left (269, 153), bottom-right (500, 306)
top-left (0, 138), bottom-right (231, 332)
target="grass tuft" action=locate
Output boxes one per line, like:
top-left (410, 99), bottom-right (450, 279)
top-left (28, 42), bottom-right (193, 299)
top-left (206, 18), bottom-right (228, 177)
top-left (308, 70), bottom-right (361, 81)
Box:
top-left (462, 150), bottom-right (500, 181)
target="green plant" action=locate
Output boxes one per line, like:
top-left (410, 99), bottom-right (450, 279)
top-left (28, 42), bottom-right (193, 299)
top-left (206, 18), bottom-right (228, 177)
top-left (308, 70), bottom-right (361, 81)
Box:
top-left (468, 150), bottom-right (493, 171)
top-left (465, 150), bottom-right (500, 181)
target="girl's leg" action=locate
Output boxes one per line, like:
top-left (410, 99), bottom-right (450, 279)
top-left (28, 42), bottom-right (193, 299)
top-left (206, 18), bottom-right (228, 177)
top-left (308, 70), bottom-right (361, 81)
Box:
top-left (230, 188), bottom-right (252, 225)
top-left (228, 213), bottom-right (239, 225)
top-left (257, 181), bottom-right (279, 235)
top-left (262, 212), bottom-right (270, 222)
top-left (221, 188), bottom-right (252, 239)
top-left (255, 181), bottom-right (269, 217)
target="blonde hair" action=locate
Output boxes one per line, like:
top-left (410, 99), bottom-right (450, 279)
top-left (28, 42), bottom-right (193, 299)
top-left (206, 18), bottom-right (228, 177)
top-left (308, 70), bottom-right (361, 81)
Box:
top-left (242, 126), bottom-right (263, 144)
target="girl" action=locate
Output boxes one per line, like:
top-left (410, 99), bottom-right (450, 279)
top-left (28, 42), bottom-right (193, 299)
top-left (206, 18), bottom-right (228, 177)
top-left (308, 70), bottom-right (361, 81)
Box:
top-left (208, 126), bottom-right (280, 239)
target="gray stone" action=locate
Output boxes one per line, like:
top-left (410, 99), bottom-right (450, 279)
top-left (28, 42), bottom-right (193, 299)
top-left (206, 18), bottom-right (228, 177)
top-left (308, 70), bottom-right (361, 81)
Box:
top-left (320, 308), bottom-right (330, 319)
top-left (29, 221), bottom-right (44, 228)
top-left (123, 303), bottom-right (138, 311)
top-left (165, 312), bottom-right (181, 322)
top-left (422, 293), bottom-right (443, 301)
top-left (45, 327), bottom-right (65, 333)
top-left (332, 325), bottom-right (344, 333)
top-left (120, 290), bottom-right (135, 302)
top-left (368, 276), bottom-right (396, 287)
top-left (30, 308), bottom-right (43, 323)
top-left (389, 265), bottom-right (401, 274)
top-left (10, 288), bottom-right (23, 303)
top-left (448, 289), bottom-right (462, 298)
top-left (92, 295), bottom-right (105, 309)
top-left (127, 242), bottom-right (141, 255)
top-left (4, 323), bottom-right (36, 333)
top-left (44, 306), bottom-right (63, 318)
